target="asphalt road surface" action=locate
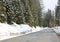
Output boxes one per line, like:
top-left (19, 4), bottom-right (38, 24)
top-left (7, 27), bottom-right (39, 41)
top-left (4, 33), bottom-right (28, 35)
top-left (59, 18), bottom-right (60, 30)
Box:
top-left (0, 29), bottom-right (60, 42)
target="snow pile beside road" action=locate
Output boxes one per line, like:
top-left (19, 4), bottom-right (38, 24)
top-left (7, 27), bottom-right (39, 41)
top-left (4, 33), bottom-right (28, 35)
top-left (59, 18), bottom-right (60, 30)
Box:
top-left (32, 26), bottom-right (48, 32)
top-left (0, 23), bottom-right (32, 36)
top-left (0, 23), bottom-right (32, 40)
top-left (0, 22), bottom-right (48, 40)
top-left (32, 26), bottom-right (44, 32)
top-left (0, 22), bottom-right (49, 36)
top-left (53, 26), bottom-right (60, 33)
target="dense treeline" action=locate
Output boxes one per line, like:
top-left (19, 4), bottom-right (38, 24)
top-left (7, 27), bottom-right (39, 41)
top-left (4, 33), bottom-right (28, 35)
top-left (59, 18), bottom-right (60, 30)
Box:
top-left (0, 0), bottom-right (42, 27)
top-left (55, 0), bottom-right (60, 26)
top-left (0, 0), bottom-right (59, 27)
top-left (42, 0), bottom-right (60, 27)
top-left (42, 9), bottom-right (55, 27)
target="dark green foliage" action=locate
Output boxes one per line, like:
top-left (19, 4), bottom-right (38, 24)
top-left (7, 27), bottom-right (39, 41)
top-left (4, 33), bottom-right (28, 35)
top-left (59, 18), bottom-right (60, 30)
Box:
top-left (28, 0), bottom-right (42, 26)
top-left (0, 0), bottom-right (42, 27)
top-left (0, 0), bottom-right (6, 23)
top-left (43, 9), bottom-right (52, 27)
top-left (55, 0), bottom-right (60, 26)
top-left (55, 6), bottom-right (60, 26)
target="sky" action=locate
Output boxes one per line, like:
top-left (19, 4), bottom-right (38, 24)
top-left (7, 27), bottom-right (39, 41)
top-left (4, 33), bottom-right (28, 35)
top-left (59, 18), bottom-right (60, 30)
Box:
top-left (43, 0), bottom-right (58, 11)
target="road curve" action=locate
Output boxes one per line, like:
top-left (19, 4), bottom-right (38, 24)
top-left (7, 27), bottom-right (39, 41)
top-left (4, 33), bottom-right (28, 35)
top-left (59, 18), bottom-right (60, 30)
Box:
top-left (0, 29), bottom-right (60, 42)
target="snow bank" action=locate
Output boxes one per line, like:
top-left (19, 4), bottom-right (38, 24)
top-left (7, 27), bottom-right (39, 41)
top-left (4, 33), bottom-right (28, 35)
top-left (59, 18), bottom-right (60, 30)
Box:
top-left (0, 22), bottom-right (49, 35)
top-left (0, 22), bottom-right (48, 36)
top-left (0, 23), bottom-right (32, 40)
top-left (32, 26), bottom-right (43, 32)
top-left (0, 22), bottom-right (49, 40)
top-left (0, 23), bottom-right (32, 35)
top-left (32, 26), bottom-right (48, 32)
top-left (53, 26), bottom-right (60, 33)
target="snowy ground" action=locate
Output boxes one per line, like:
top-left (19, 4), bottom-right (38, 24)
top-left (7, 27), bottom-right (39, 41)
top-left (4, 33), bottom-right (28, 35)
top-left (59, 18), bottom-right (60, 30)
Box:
top-left (53, 26), bottom-right (60, 35)
top-left (0, 22), bottom-right (60, 41)
top-left (0, 22), bottom-right (49, 40)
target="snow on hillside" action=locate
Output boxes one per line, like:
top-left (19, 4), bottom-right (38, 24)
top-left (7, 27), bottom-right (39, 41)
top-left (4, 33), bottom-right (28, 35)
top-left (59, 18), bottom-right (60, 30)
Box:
top-left (0, 22), bottom-right (48, 40)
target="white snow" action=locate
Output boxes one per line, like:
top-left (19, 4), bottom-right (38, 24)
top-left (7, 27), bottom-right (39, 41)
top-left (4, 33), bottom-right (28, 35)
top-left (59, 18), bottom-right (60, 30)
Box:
top-left (0, 23), bottom-right (32, 40)
top-left (0, 23), bottom-right (32, 35)
top-left (53, 26), bottom-right (60, 34)
top-left (32, 26), bottom-right (44, 32)
top-left (0, 22), bottom-right (48, 40)
top-left (0, 22), bottom-right (59, 41)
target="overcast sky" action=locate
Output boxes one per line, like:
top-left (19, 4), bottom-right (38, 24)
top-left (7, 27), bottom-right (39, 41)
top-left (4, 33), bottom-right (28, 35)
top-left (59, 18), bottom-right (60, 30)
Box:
top-left (43, 0), bottom-right (58, 11)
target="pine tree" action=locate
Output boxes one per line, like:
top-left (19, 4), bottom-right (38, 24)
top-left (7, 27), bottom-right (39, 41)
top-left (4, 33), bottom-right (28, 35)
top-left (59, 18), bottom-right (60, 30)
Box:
top-left (55, 0), bottom-right (60, 26)
top-left (12, 0), bottom-right (25, 24)
top-left (2, 0), bottom-right (42, 27)
top-left (0, 0), bottom-right (6, 23)
top-left (28, 0), bottom-right (42, 27)
top-left (43, 9), bottom-right (52, 27)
